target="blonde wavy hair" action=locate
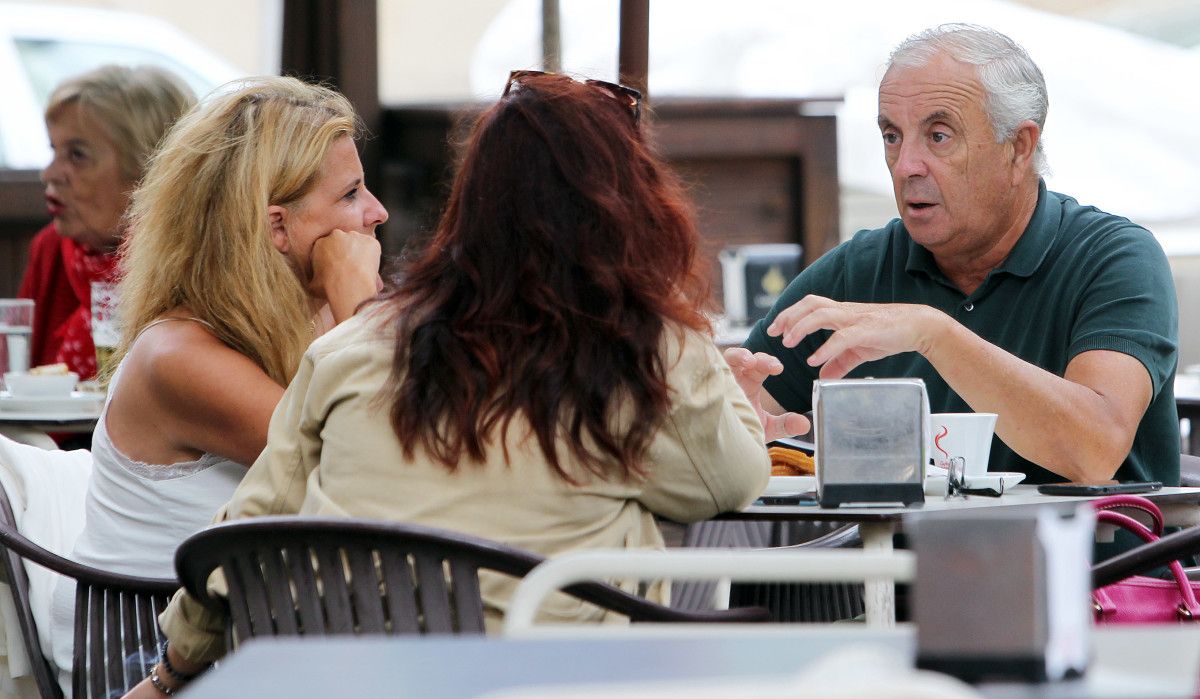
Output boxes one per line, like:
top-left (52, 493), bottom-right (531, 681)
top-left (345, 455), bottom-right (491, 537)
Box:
top-left (116, 76), bottom-right (360, 385)
top-left (46, 64), bottom-right (195, 181)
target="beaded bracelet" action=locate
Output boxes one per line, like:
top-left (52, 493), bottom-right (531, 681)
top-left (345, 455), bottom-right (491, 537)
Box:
top-left (149, 671), bottom-right (177, 696)
top-left (160, 641), bottom-right (203, 682)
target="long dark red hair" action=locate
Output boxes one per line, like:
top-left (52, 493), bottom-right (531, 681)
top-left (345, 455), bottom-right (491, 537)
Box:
top-left (383, 73), bottom-right (710, 483)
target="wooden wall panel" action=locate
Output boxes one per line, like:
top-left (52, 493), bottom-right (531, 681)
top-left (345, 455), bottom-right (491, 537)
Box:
top-left (670, 157), bottom-right (797, 299)
top-left (0, 170), bottom-right (46, 298)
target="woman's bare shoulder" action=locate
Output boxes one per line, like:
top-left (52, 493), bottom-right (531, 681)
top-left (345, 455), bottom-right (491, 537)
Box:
top-left (127, 316), bottom-right (274, 398)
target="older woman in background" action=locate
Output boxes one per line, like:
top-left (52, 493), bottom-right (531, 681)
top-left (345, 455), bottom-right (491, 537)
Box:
top-left (19, 65), bottom-right (195, 379)
top-left (50, 76), bottom-right (386, 692)
top-left (129, 71), bottom-right (773, 696)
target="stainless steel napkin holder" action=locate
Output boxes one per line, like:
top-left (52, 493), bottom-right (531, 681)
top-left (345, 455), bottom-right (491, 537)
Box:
top-left (814, 378), bottom-right (928, 508)
top-left (912, 507), bottom-right (1093, 682)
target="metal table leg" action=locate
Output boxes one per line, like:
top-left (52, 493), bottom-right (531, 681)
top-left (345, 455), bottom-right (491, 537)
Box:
top-left (859, 521), bottom-right (896, 627)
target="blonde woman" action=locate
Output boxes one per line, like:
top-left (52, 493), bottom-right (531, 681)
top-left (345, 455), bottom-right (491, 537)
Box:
top-left (47, 76), bottom-right (387, 689)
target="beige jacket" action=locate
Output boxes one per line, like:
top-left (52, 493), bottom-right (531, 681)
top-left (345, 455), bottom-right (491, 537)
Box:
top-left (160, 309), bottom-right (769, 662)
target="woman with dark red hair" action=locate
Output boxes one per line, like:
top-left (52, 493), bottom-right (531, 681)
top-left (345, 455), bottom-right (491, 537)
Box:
top-left (136, 72), bottom-right (778, 691)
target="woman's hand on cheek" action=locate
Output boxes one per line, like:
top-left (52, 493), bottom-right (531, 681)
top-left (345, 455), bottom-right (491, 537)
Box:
top-left (309, 228), bottom-right (382, 323)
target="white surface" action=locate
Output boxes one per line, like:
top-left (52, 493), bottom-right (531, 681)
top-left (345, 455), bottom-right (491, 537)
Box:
top-left (762, 476), bottom-right (815, 496)
top-left (0, 392), bottom-right (103, 415)
top-left (481, 645), bottom-right (980, 699)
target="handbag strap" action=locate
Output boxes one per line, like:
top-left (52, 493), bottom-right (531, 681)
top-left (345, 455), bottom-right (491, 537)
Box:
top-left (1092, 494), bottom-right (1164, 536)
top-left (1094, 510), bottom-right (1200, 619)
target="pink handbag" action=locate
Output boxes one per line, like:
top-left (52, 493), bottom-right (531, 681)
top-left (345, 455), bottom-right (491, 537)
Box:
top-left (1091, 495), bottom-right (1200, 623)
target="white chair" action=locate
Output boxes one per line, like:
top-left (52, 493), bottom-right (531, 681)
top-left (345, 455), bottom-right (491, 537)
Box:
top-left (504, 548), bottom-right (915, 638)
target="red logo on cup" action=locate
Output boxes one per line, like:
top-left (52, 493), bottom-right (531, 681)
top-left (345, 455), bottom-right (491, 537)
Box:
top-left (933, 425), bottom-right (950, 469)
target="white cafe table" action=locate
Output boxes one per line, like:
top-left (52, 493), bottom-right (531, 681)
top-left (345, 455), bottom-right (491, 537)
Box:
top-left (0, 410), bottom-right (99, 434)
top-left (0, 391), bottom-right (103, 434)
top-left (183, 626), bottom-right (1200, 699)
top-left (718, 485), bottom-right (1200, 626)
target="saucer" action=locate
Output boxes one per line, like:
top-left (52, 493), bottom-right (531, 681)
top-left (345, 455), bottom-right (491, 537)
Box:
top-left (924, 471), bottom-right (1026, 495)
top-left (963, 472), bottom-right (1026, 490)
top-left (0, 391), bottom-right (105, 414)
top-left (763, 476), bottom-right (816, 497)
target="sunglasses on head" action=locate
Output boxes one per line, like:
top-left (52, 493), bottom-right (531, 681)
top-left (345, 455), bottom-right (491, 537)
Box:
top-left (503, 70), bottom-right (643, 125)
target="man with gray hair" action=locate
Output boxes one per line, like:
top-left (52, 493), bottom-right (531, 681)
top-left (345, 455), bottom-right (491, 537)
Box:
top-left (730, 23), bottom-right (1179, 489)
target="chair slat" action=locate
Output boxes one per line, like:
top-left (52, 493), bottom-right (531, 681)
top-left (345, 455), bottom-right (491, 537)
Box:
top-left (136, 594), bottom-right (158, 665)
top-left (87, 586), bottom-right (103, 699)
top-left (345, 547), bottom-right (385, 634)
top-left (413, 552), bottom-right (453, 633)
top-left (313, 547), bottom-right (354, 634)
top-left (234, 551), bottom-right (275, 636)
top-left (447, 559), bottom-right (485, 633)
top-left (104, 589), bottom-right (123, 697)
top-left (221, 554), bottom-right (256, 645)
top-left (119, 591), bottom-right (140, 691)
top-left (378, 550), bottom-right (420, 633)
top-left (259, 545), bottom-right (300, 636)
top-left (284, 544), bottom-right (325, 636)
top-left (72, 583), bottom-right (90, 699)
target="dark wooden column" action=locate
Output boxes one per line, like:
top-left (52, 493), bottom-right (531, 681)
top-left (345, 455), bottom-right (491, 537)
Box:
top-left (618, 0), bottom-right (649, 95)
top-left (0, 171), bottom-right (44, 297)
top-left (542, 0), bottom-right (561, 72)
top-left (280, 0), bottom-right (380, 187)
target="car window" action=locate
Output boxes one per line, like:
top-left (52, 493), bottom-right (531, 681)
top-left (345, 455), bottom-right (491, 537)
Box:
top-left (15, 38), bottom-right (214, 107)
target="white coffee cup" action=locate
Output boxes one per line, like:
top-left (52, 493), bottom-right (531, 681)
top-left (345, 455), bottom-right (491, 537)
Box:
top-left (929, 412), bottom-right (998, 477)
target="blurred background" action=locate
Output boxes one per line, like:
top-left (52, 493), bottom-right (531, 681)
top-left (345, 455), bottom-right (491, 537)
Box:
top-left (0, 0), bottom-right (1196, 366)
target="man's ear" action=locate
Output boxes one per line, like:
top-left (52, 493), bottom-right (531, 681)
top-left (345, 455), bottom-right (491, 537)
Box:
top-left (267, 204), bottom-right (289, 254)
top-left (1010, 120), bottom-right (1040, 181)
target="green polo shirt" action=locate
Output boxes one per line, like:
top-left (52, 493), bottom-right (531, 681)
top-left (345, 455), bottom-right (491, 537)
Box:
top-left (746, 180), bottom-right (1180, 486)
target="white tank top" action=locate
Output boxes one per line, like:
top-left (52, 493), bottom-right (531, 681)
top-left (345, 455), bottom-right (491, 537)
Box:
top-left (48, 317), bottom-right (246, 685)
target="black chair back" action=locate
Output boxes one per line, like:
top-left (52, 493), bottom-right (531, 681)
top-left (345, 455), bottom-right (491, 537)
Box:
top-left (175, 516), bottom-right (767, 648)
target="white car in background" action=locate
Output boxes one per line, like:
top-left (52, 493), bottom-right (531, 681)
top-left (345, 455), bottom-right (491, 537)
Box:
top-left (0, 3), bottom-right (241, 170)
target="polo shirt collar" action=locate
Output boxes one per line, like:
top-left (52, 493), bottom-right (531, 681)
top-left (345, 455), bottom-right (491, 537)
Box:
top-left (904, 179), bottom-right (1055, 281)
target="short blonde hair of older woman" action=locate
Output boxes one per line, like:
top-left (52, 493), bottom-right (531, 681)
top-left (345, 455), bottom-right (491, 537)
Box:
top-left (118, 76), bottom-right (361, 386)
top-left (45, 64), bottom-right (195, 181)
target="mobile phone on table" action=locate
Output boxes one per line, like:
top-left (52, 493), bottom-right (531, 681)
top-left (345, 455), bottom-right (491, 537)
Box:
top-left (1036, 481), bottom-right (1162, 496)
top-left (755, 492), bottom-right (819, 506)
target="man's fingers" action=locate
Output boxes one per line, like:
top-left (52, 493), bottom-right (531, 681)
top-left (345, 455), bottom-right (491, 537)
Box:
top-left (767, 294), bottom-right (832, 336)
top-left (750, 352), bottom-right (784, 376)
top-left (782, 411), bottom-right (811, 438)
top-left (779, 306), bottom-right (842, 348)
top-left (764, 410), bottom-right (810, 441)
top-left (817, 347), bottom-right (872, 380)
top-left (723, 347), bottom-right (753, 367)
top-left (724, 348), bottom-right (782, 381)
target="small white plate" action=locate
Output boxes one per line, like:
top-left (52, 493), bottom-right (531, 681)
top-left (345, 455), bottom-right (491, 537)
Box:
top-left (964, 472), bottom-right (1027, 490)
top-left (0, 391), bottom-right (105, 414)
top-left (763, 476), bottom-right (816, 497)
top-left (924, 471), bottom-right (1026, 495)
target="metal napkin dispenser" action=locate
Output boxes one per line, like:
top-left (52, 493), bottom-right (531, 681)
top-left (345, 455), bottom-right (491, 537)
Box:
top-left (814, 378), bottom-right (928, 507)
